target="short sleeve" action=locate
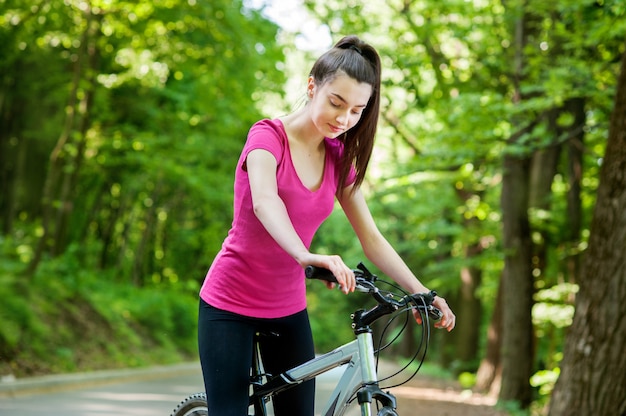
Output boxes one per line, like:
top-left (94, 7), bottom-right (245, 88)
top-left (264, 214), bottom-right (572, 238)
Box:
top-left (240, 119), bottom-right (285, 171)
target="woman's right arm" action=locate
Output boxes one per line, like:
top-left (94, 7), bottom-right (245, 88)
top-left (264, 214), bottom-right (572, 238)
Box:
top-left (246, 149), bottom-right (355, 292)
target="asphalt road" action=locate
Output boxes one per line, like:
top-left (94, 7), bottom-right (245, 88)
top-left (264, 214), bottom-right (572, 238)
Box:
top-left (0, 363), bottom-right (359, 416)
top-left (0, 369), bottom-right (204, 416)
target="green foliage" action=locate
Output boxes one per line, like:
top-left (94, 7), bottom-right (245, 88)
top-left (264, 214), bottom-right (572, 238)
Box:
top-left (533, 283), bottom-right (578, 328)
top-left (0, 240), bottom-right (199, 376)
top-left (0, 0), bottom-right (289, 377)
top-left (306, 281), bottom-right (356, 351)
top-left (530, 367), bottom-right (560, 406)
top-left (0, 277), bottom-right (36, 351)
top-left (1, 0), bottom-right (286, 285)
top-left (301, 0), bottom-right (624, 410)
top-left (458, 371), bottom-right (476, 389)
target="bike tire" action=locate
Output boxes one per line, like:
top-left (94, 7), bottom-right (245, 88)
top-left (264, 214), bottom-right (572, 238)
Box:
top-left (170, 392), bottom-right (208, 416)
top-left (377, 407), bottom-right (399, 416)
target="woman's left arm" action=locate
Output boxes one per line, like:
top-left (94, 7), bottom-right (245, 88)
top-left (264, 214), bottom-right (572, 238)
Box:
top-left (338, 185), bottom-right (456, 331)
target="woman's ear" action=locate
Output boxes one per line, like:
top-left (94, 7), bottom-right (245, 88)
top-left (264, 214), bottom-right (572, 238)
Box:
top-left (307, 76), bottom-right (315, 98)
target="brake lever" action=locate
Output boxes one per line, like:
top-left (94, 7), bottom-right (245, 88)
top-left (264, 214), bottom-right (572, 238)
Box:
top-left (355, 277), bottom-right (376, 293)
top-left (410, 291), bottom-right (443, 322)
top-left (425, 305), bottom-right (443, 322)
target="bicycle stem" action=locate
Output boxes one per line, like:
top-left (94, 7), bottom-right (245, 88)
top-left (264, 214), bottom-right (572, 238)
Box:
top-left (352, 302), bottom-right (398, 331)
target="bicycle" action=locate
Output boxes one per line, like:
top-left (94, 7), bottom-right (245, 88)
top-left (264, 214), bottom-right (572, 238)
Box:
top-left (171, 262), bottom-right (443, 416)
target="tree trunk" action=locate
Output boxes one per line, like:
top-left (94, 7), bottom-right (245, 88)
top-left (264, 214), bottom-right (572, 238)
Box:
top-left (0, 74), bottom-right (17, 235)
top-left (529, 109), bottom-right (560, 211)
top-left (529, 119), bottom-right (560, 285)
top-left (475, 274), bottom-right (503, 395)
top-left (563, 97), bottom-right (586, 284)
top-left (454, 251), bottom-right (482, 366)
top-left (548, 42), bottom-right (626, 416)
top-left (452, 189), bottom-right (484, 368)
top-left (27, 9), bottom-right (94, 273)
top-left (52, 50), bottom-right (96, 256)
top-left (499, 136), bottom-right (534, 407)
top-left (497, 9), bottom-right (536, 406)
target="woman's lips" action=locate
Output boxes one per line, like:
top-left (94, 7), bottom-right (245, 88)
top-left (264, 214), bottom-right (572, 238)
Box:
top-left (329, 124), bottom-right (345, 134)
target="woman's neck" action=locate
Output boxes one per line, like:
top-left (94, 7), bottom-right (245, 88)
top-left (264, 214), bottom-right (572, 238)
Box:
top-left (280, 109), bottom-right (324, 150)
top-left (279, 109), bottom-right (327, 191)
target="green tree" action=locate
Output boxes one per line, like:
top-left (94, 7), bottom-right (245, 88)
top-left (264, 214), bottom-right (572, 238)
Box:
top-left (303, 0), bottom-right (624, 409)
top-left (0, 0), bottom-right (287, 374)
top-left (548, 40), bottom-right (626, 416)
top-left (0, 0), bottom-right (285, 284)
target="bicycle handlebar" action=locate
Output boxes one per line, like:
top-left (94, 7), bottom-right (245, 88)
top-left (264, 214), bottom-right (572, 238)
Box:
top-left (305, 263), bottom-right (443, 325)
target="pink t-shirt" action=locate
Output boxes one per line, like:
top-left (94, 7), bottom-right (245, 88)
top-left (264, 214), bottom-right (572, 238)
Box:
top-left (199, 119), bottom-right (356, 318)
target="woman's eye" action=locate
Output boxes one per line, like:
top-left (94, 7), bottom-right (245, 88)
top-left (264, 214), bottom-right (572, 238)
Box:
top-left (330, 100), bottom-right (340, 108)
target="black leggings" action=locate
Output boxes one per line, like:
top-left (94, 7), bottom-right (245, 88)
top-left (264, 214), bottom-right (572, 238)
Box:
top-left (198, 298), bottom-right (315, 416)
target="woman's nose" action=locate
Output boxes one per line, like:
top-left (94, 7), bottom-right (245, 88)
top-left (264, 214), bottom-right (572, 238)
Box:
top-left (336, 110), bottom-right (349, 125)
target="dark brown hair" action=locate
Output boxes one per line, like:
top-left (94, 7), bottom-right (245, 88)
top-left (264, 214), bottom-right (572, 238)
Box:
top-left (309, 35), bottom-right (381, 193)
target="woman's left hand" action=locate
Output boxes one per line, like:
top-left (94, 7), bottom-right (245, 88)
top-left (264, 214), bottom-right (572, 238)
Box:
top-left (412, 296), bottom-right (455, 331)
top-left (433, 297), bottom-right (455, 331)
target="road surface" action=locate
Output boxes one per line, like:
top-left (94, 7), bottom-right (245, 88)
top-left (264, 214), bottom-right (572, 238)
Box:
top-left (0, 364), bottom-right (358, 416)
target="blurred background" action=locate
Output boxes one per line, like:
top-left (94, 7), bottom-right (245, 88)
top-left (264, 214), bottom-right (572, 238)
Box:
top-left (1, 0), bottom-right (624, 414)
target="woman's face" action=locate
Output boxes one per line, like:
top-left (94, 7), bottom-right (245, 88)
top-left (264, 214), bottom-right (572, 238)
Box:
top-left (307, 73), bottom-right (372, 139)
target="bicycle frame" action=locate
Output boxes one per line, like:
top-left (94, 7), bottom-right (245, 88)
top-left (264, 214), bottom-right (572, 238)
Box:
top-left (252, 325), bottom-right (396, 416)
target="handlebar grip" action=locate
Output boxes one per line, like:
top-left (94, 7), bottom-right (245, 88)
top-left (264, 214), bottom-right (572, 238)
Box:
top-left (304, 266), bottom-right (338, 283)
top-left (412, 291), bottom-right (443, 322)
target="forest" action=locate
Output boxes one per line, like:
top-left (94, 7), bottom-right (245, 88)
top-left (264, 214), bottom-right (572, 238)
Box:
top-left (1, 0), bottom-right (625, 414)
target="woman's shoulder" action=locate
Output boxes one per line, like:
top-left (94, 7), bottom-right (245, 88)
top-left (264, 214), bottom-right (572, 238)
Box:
top-left (244, 119), bottom-right (287, 163)
top-left (249, 118), bottom-right (286, 138)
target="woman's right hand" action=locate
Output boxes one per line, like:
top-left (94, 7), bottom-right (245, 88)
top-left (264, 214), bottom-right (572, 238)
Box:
top-left (301, 254), bottom-right (356, 294)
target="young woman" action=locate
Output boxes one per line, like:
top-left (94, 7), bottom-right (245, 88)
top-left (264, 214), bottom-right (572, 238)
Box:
top-left (198, 35), bottom-right (456, 416)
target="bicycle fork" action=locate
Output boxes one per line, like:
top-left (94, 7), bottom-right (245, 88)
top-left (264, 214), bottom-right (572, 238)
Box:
top-left (354, 332), bottom-right (397, 416)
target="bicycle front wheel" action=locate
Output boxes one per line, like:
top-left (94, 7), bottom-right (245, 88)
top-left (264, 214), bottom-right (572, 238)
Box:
top-left (377, 407), bottom-right (399, 416)
top-left (170, 392), bottom-right (208, 416)
top-left (378, 407), bottom-right (398, 416)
